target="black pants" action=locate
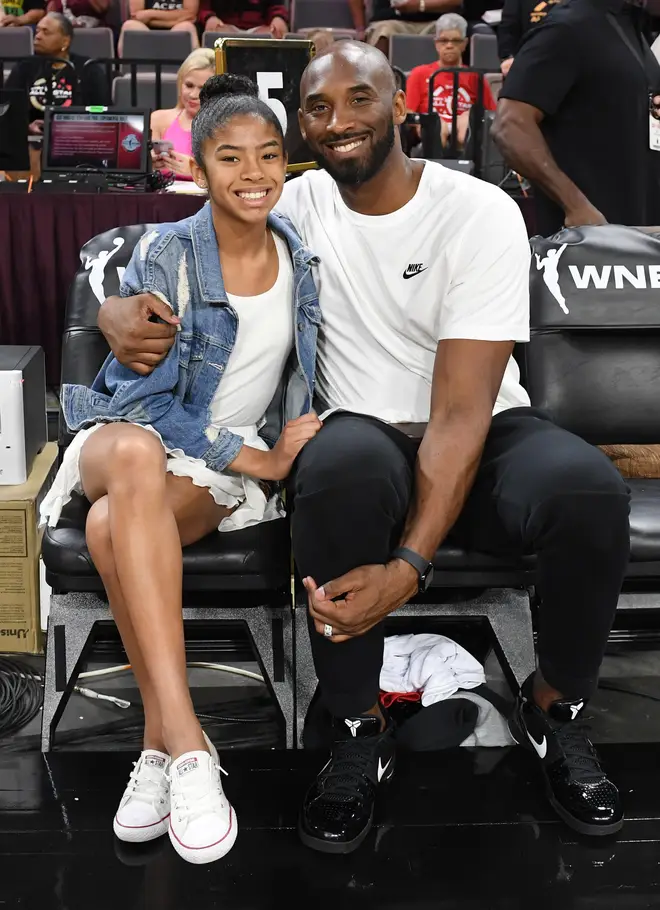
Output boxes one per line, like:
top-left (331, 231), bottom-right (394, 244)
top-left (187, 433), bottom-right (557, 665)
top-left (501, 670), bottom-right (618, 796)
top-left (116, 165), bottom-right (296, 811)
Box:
top-left (290, 408), bottom-right (631, 717)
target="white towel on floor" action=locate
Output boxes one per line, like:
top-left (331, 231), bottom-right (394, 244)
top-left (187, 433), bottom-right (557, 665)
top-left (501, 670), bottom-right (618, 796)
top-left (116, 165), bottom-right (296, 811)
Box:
top-left (380, 633), bottom-right (486, 706)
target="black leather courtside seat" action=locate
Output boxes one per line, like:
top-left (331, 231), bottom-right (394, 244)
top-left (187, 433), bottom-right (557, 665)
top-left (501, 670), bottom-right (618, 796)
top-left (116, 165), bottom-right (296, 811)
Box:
top-left (427, 225), bottom-right (660, 583)
top-left (40, 225), bottom-right (294, 751)
top-left (525, 224), bottom-right (660, 575)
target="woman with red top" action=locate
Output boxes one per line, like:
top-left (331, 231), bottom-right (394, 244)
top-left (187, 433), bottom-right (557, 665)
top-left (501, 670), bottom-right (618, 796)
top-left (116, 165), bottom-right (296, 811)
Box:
top-left (46, 0), bottom-right (107, 27)
top-left (201, 0), bottom-right (288, 38)
top-left (406, 13), bottom-right (497, 151)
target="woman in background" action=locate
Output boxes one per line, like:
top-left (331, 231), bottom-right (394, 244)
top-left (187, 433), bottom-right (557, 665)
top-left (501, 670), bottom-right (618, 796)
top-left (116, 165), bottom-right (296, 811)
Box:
top-left (151, 48), bottom-right (214, 180)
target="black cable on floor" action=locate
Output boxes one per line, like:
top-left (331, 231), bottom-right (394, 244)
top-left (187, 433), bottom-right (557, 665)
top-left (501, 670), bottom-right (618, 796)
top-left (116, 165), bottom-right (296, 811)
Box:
top-left (0, 657), bottom-right (43, 738)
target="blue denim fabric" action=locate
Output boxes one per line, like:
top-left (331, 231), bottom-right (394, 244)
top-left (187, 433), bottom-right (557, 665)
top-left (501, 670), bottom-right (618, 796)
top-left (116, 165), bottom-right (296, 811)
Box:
top-left (60, 203), bottom-right (321, 473)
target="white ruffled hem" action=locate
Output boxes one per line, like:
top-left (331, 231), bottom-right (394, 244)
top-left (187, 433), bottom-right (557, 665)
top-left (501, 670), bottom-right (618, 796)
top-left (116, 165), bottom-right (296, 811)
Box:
top-left (39, 422), bottom-right (284, 533)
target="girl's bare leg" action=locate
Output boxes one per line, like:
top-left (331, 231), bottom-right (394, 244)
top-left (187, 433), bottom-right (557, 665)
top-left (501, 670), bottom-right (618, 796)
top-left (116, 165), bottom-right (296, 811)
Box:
top-left (80, 424), bottom-right (232, 758)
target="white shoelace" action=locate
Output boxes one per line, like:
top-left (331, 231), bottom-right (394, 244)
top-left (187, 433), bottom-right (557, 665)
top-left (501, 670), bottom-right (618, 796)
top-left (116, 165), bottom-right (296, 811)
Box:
top-left (169, 760), bottom-right (229, 826)
top-left (126, 759), bottom-right (169, 807)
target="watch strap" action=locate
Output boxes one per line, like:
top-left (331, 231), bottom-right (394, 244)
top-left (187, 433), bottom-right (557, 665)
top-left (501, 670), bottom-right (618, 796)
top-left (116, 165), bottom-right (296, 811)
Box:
top-left (391, 546), bottom-right (430, 578)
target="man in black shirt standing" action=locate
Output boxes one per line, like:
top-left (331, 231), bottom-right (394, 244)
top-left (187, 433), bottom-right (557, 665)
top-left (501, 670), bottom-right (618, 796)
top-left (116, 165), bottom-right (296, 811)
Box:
top-left (493, 0), bottom-right (660, 236)
top-left (497, 0), bottom-right (562, 74)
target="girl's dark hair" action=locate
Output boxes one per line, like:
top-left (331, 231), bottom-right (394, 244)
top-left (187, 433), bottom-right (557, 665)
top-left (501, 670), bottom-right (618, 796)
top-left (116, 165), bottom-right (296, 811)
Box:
top-left (192, 73), bottom-right (285, 167)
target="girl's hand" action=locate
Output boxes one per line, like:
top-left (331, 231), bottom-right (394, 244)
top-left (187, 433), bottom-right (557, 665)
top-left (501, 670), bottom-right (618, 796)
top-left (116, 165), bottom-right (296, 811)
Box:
top-left (264, 413), bottom-right (323, 480)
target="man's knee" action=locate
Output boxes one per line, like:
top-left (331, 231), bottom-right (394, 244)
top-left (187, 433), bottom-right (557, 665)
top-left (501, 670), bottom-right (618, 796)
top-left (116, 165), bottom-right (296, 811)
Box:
top-left (293, 417), bottom-right (412, 501)
top-left (530, 445), bottom-right (630, 543)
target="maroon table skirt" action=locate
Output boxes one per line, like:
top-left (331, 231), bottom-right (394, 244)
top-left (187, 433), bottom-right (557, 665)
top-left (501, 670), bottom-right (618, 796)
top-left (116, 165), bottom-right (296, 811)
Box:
top-left (0, 190), bottom-right (536, 387)
top-left (0, 191), bottom-right (206, 385)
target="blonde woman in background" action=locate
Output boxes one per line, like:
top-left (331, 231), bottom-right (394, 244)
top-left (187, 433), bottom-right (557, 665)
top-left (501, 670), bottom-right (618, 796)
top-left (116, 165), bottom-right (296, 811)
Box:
top-left (151, 48), bottom-right (214, 180)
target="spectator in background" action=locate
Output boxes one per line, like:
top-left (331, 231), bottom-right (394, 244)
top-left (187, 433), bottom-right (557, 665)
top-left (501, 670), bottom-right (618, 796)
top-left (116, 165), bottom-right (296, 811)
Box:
top-left (307, 27), bottom-right (336, 52)
top-left (493, 0), bottom-right (660, 236)
top-left (151, 48), bottom-right (214, 179)
top-left (6, 11), bottom-right (108, 135)
top-left (0, 0), bottom-right (45, 28)
top-left (351, 0), bottom-right (460, 57)
top-left (498, 0), bottom-right (562, 75)
top-left (119, 0), bottom-right (199, 54)
top-left (46, 0), bottom-right (108, 26)
top-left (201, 0), bottom-right (288, 37)
top-left (406, 13), bottom-right (496, 149)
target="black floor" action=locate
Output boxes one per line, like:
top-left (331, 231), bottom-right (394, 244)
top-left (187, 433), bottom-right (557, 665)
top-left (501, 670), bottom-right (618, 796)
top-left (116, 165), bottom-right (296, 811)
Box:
top-left (3, 745), bottom-right (660, 909)
top-left (3, 629), bottom-right (660, 908)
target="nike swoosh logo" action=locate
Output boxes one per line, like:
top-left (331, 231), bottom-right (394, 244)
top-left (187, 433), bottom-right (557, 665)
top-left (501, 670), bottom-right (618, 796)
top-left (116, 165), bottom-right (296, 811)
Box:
top-left (377, 757), bottom-right (392, 781)
top-left (526, 729), bottom-right (547, 759)
top-left (403, 268), bottom-right (428, 280)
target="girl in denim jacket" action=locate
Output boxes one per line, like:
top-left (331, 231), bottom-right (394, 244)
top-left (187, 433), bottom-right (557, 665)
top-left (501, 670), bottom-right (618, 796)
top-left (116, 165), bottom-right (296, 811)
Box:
top-left (40, 74), bottom-right (322, 865)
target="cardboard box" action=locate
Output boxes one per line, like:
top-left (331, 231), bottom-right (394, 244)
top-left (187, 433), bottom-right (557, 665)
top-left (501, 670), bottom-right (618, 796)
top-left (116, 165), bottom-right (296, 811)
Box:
top-left (0, 443), bottom-right (58, 653)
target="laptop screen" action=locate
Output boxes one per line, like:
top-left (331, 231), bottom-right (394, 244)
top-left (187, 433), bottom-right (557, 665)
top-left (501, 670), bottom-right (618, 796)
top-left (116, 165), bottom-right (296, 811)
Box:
top-left (43, 108), bottom-right (149, 174)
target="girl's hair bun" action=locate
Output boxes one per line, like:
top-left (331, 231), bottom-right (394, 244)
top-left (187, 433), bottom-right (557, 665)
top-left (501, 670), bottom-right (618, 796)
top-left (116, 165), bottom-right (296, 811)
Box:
top-left (199, 73), bottom-right (259, 107)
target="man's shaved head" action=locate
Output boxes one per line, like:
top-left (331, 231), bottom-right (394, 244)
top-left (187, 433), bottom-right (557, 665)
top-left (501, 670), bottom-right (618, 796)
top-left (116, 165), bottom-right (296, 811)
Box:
top-left (298, 41), bottom-right (405, 186)
top-left (301, 41), bottom-right (397, 102)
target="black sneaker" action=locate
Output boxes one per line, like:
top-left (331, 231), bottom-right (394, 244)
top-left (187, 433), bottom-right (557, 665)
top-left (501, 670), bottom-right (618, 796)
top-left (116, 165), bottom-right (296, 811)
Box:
top-left (509, 676), bottom-right (623, 836)
top-left (299, 713), bottom-right (395, 854)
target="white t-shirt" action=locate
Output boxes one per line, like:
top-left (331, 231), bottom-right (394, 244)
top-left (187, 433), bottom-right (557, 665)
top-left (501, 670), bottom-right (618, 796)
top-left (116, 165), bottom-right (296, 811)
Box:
top-left (276, 162), bottom-right (531, 423)
top-left (209, 231), bottom-right (294, 428)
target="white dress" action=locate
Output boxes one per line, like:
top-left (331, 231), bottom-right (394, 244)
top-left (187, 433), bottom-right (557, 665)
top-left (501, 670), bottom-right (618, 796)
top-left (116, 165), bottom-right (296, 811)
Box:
top-left (40, 232), bottom-right (295, 533)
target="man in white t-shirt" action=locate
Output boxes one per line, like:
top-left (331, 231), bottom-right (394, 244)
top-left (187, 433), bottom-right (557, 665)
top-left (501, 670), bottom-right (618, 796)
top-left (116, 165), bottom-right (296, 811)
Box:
top-left (99, 43), bottom-right (629, 853)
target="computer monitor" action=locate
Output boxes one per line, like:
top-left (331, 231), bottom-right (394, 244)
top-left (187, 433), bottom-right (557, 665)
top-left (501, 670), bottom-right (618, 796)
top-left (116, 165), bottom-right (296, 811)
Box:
top-left (42, 107), bottom-right (150, 175)
top-left (0, 89), bottom-right (30, 172)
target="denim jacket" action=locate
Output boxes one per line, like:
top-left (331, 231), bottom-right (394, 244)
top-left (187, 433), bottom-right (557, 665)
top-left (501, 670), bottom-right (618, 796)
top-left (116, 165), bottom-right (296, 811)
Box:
top-left (61, 203), bottom-right (321, 473)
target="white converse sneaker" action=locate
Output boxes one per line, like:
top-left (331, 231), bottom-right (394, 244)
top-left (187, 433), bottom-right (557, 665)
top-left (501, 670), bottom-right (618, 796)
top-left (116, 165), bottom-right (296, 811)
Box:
top-left (113, 750), bottom-right (171, 843)
top-left (168, 732), bottom-right (237, 865)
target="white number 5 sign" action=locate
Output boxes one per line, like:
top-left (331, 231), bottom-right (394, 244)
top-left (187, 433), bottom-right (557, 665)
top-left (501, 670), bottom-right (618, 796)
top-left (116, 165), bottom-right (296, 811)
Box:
top-left (256, 71), bottom-right (288, 135)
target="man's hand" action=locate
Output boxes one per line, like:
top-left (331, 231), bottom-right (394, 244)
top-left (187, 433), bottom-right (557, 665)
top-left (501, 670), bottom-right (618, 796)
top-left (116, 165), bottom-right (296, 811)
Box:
top-left (564, 202), bottom-right (607, 228)
top-left (269, 15), bottom-right (287, 37)
top-left (500, 56), bottom-right (513, 76)
top-left (98, 293), bottom-right (179, 375)
top-left (303, 560), bottom-right (418, 643)
top-left (28, 119), bottom-right (44, 135)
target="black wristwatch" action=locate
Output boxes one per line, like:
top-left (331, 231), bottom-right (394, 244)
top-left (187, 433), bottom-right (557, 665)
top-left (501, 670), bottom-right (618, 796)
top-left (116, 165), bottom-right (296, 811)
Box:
top-left (391, 546), bottom-right (435, 594)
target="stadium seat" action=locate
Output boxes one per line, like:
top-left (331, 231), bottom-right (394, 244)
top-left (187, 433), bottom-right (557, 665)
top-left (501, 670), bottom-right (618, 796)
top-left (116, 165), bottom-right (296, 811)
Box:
top-left (0, 24), bottom-right (33, 58)
top-left (291, 0), bottom-right (356, 31)
top-left (485, 71), bottom-right (502, 100)
top-left (295, 225), bottom-right (660, 744)
top-left (470, 32), bottom-right (499, 69)
top-left (120, 28), bottom-right (194, 70)
top-left (112, 72), bottom-right (178, 108)
top-left (70, 27), bottom-right (114, 61)
top-left (389, 34), bottom-right (437, 72)
top-left (0, 25), bottom-right (33, 82)
top-left (40, 226), bottom-right (295, 751)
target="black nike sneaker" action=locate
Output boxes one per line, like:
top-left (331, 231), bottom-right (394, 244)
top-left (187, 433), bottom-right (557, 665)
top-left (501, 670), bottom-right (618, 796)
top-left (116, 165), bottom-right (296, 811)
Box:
top-left (299, 713), bottom-right (395, 854)
top-left (509, 675), bottom-right (623, 836)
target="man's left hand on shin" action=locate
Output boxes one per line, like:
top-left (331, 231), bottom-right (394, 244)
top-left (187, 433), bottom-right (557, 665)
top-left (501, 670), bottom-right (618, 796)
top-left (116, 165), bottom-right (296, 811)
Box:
top-left (303, 560), bottom-right (418, 642)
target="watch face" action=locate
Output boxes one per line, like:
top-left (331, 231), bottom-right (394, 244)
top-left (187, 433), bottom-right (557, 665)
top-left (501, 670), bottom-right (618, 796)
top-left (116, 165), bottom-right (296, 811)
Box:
top-left (420, 564), bottom-right (434, 592)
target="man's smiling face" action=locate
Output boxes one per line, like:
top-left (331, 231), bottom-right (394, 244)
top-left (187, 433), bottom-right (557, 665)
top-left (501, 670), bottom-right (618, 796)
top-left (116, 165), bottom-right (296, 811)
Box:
top-left (299, 43), bottom-right (406, 186)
